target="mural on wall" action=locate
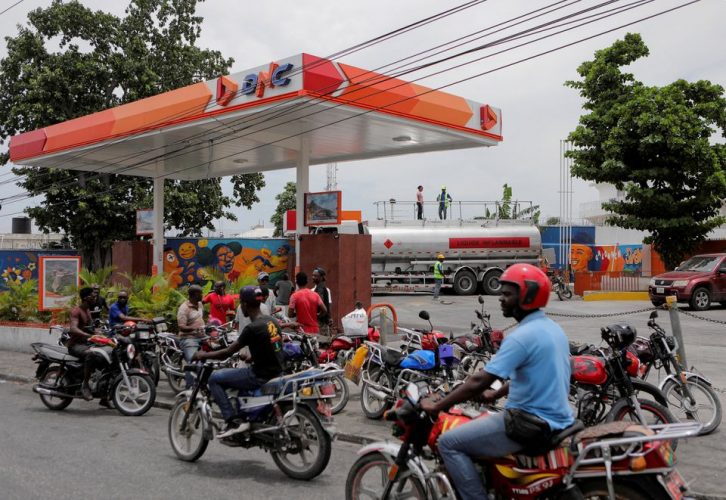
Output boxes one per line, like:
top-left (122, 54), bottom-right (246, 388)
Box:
top-left (541, 227), bottom-right (643, 273)
top-left (0, 250), bottom-right (78, 291)
top-left (163, 238), bottom-right (293, 288)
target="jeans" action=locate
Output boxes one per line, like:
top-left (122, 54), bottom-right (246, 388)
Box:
top-left (439, 204), bottom-right (447, 219)
top-left (438, 411), bottom-right (522, 500)
top-left (433, 278), bottom-right (443, 300)
top-left (208, 367), bottom-right (264, 422)
top-left (180, 338), bottom-right (201, 389)
top-left (416, 202), bottom-right (423, 220)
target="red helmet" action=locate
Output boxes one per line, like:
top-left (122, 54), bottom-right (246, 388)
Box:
top-left (499, 264), bottom-right (551, 310)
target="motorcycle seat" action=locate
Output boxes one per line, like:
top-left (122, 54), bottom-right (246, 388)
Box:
top-left (32, 343), bottom-right (79, 362)
top-left (551, 420), bottom-right (585, 446)
top-left (380, 346), bottom-right (406, 367)
top-left (257, 369), bottom-right (327, 396)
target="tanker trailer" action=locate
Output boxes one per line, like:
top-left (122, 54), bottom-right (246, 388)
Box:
top-left (368, 221), bottom-right (542, 295)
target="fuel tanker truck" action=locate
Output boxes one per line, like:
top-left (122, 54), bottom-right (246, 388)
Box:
top-left (366, 220), bottom-right (542, 295)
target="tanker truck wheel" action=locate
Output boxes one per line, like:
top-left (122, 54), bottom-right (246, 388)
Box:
top-left (453, 270), bottom-right (477, 295)
top-left (482, 269), bottom-right (503, 295)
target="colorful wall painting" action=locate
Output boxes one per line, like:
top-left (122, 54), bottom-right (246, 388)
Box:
top-left (541, 227), bottom-right (643, 273)
top-left (162, 238), bottom-right (293, 288)
top-left (0, 250), bottom-right (78, 291)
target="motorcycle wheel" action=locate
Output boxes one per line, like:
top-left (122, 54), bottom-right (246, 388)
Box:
top-left (360, 367), bottom-right (394, 420)
top-left (556, 289), bottom-right (564, 301)
top-left (168, 398), bottom-right (209, 462)
top-left (345, 452), bottom-right (427, 500)
top-left (663, 377), bottom-right (722, 435)
top-left (270, 405), bottom-right (331, 480)
top-left (112, 373), bottom-right (156, 416)
top-left (328, 374), bottom-right (349, 415)
top-left (562, 287), bottom-right (573, 299)
top-left (38, 367), bottom-right (73, 410)
top-left (605, 398), bottom-right (678, 450)
top-left (141, 353), bottom-right (161, 386)
top-left (166, 350), bottom-right (187, 394)
top-left (577, 479), bottom-right (654, 499)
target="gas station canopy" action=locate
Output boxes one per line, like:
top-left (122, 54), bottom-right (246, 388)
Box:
top-left (9, 53), bottom-right (503, 271)
top-left (9, 53), bottom-right (502, 178)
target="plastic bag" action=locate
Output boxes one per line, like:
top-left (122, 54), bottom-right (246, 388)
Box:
top-left (342, 308), bottom-right (368, 336)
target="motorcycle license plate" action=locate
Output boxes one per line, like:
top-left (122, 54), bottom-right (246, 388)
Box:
top-left (138, 331), bottom-right (150, 340)
top-left (657, 287), bottom-right (665, 294)
top-left (659, 469), bottom-right (685, 499)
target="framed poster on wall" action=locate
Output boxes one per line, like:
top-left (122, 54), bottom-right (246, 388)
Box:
top-left (304, 191), bottom-right (342, 226)
top-left (136, 209), bottom-right (154, 236)
top-left (38, 255), bottom-right (82, 311)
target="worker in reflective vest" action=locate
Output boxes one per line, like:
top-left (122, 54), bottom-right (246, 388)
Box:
top-left (433, 253), bottom-right (445, 301)
top-left (437, 185), bottom-right (452, 220)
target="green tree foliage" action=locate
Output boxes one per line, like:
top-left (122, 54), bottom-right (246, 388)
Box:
top-left (490, 183), bottom-right (540, 223)
top-left (0, 0), bottom-right (265, 269)
top-left (565, 33), bottom-right (726, 269)
top-left (271, 182), bottom-right (297, 236)
top-left (0, 280), bottom-right (50, 322)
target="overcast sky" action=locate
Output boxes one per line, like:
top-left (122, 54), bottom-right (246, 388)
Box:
top-left (1, 0), bottom-right (725, 235)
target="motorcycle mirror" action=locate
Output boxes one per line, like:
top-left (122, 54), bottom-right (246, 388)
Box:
top-left (649, 311), bottom-right (658, 319)
top-left (418, 310), bottom-right (430, 321)
top-left (478, 295), bottom-right (485, 304)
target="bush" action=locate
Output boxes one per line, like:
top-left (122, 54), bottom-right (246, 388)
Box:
top-left (0, 280), bottom-right (51, 323)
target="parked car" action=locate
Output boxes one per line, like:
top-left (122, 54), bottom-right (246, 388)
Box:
top-left (648, 253), bottom-right (726, 311)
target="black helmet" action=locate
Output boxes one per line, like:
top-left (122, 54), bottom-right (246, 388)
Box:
top-left (601, 323), bottom-right (636, 349)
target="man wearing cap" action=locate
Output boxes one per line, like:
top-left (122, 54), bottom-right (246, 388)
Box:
top-left (433, 253), bottom-right (445, 301)
top-left (257, 271), bottom-right (277, 314)
top-left (194, 286), bottom-right (284, 438)
top-left (288, 272), bottom-right (327, 334)
top-left (437, 185), bottom-right (452, 220)
top-left (203, 281), bottom-right (236, 324)
top-left (177, 284), bottom-right (205, 388)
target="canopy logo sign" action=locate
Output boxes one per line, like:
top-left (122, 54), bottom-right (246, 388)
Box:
top-left (239, 62), bottom-right (294, 99)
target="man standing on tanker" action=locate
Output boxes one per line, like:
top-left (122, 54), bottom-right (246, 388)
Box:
top-left (421, 264), bottom-right (574, 499)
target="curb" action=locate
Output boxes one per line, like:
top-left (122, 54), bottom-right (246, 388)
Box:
top-left (0, 373), bottom-right (33, 384)
top-left (692, 494), bottom-right (726, 500)
top-left (583, 291), bottom-right (650, 301)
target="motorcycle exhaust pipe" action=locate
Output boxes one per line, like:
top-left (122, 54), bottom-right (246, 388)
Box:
top-left (33, 385), bottom-right (73, 399)
top-left (366, 387), bottom-right (390, 400)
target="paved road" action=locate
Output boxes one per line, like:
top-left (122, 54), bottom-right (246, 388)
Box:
top-left (0, 380), bottom-right (362, 500)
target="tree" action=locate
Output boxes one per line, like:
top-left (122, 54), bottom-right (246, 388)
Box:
top-left (271, 182), bottom-right (297, 237)
top-left (565, 33), bottom-right (726, 269)
top-left (489, 183), bottom-right (540, 223)
top-left (0, 0), bottom-right (265, 269)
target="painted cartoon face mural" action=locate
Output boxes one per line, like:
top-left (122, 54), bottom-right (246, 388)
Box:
top-left (164, 238), bottom-right (293, 288)
top-left (0, 250), bottom-right (77, 291)
top-left (541, 226), bottom-right (643, 273)
top-left (570, 244), bottom-right (594, 273)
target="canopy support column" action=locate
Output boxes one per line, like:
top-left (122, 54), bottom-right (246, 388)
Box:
top-left (295, 135), bottom-right (310, 271)
top-left (153, 163), bottom-right (165, 275)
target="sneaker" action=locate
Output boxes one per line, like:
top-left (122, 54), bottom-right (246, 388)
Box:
top-left (81, 385), bottom-right (93, 401)
top-left (217, 421), bottom-right (250, 439)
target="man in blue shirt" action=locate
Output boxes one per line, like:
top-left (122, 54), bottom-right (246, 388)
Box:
top-left (108, 291), bottom-right (148, 328)
top-left (421, 263), bottom-right (574, 500)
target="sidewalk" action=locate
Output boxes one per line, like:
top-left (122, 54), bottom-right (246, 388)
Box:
top-left (2, 348), bottom-right (723, 497)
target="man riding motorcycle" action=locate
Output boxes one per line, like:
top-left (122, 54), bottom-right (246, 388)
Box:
top-left (68, 287), bottom-right (106, 402)
top-left (420, 263), bottom-right (574, 500)
top-left (193, 286), bottom-right (284, 439)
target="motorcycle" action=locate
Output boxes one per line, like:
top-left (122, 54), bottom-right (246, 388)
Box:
top-left (31, 327), bottom-right (156, 416)
top-left (630, 310), bottom-right (722, 435)
top-left (158, 322), bottom-right (237, 394)
top-left (570, 324), bottom-right (676, 430)
top-left (167, 360), bottom-right (339, 480)
top-left (281, 329), bottom-right (350, 415)
top-left (345, 380), bottom-right (701, 499)
top-left (115, 317), bottom-right (168, 386)
top-left (552, 275), bottom-right (573, 301)
top-left (317, 325), bottom-right (380, 366)
top-left (450, 295), bottom-right (503, 379)
top-left (359, 311), bottom-right (458, 420)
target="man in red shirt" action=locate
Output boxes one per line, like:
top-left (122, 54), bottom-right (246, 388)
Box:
top-left (288, 272), bottom-right (327, 334)
top-left (203, 281), bottom-right (236, 324)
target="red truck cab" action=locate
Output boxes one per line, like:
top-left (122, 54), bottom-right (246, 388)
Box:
top-left (649, 253), bottom-right (726, 311)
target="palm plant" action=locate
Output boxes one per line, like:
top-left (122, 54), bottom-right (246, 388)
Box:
top-left (0, 279), bottom-right (50, 322)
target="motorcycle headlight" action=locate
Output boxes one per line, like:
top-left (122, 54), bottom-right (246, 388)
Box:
top-left (126, 344), bottom-right (136, 360)
top-left (138, 331), bottom-right (150, 340)
top-left (672, 280), bottom-right (689, 287)
top-left (648, 278), bottom-right (657, 287)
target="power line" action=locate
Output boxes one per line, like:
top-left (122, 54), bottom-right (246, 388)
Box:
top-left (0, 0), bottom-right (25, 17)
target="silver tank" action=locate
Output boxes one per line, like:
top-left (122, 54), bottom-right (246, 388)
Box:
top-left (368, 222), bottom-right (541, 272)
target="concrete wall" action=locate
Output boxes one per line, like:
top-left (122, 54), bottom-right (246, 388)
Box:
top-left (0, 324), bottom-right (61, 353)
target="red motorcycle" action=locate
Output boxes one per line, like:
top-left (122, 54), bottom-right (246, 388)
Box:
top-left (317, 326), bottom-right (380, 365)
top-left (345, 381), bottom-right (700, 499)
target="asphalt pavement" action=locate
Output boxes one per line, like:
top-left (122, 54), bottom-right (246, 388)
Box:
top-left (1, 293), bottom-right (725, 497)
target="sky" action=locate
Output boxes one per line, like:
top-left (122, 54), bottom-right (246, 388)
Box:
top-left (0, 0), bottom-right (725, 236)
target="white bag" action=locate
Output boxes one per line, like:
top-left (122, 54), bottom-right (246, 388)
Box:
top-left (341, 308), bottom-right (368, 336)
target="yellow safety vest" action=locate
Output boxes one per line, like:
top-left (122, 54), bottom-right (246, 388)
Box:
top-left (434, 261), bottom-right (444, 279)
